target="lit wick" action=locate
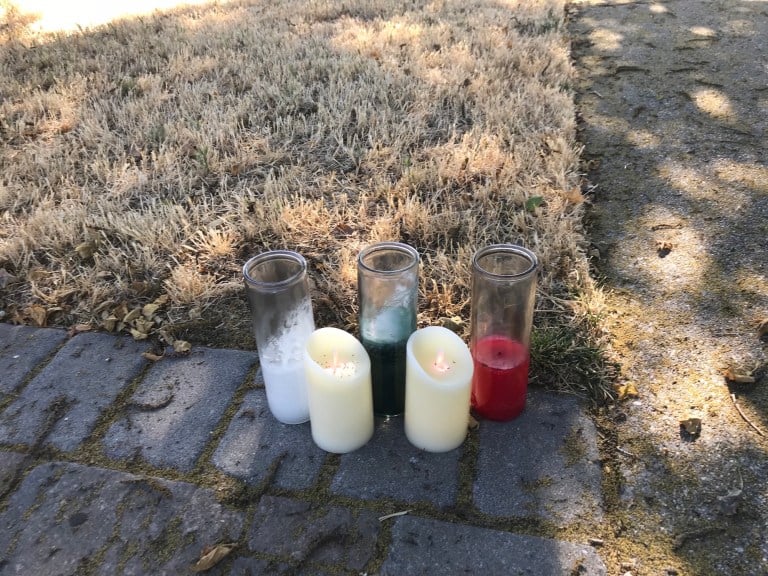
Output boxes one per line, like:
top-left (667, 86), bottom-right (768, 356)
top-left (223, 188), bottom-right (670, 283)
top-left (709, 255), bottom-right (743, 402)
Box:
top-left (433, 350), bottom-right (451, 373)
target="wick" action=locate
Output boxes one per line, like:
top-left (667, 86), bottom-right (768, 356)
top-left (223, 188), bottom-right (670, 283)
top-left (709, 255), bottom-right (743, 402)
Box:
top-left (433, 350), bottom-right (450, 373)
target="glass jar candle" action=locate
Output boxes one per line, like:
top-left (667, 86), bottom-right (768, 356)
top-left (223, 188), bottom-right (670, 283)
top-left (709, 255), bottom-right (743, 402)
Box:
top-left (357, 242), bottom-right (419, 417)
top-left (243, 250), bottom-right (315, 424)
top-left (470, 244), bottom-right (538, 421)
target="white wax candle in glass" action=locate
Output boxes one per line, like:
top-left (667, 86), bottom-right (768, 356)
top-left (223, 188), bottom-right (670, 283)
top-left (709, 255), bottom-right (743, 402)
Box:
top-left (405, 326), bottom-right (474, 452)
top-left (304, 327), bottom-right (374, 453)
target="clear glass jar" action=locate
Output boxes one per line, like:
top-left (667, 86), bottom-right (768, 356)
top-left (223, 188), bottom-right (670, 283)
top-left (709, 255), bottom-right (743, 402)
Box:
top-left (243, 250), bottom-right (315, 424)
top-left (357, 242), bottom-right (419, 416)
top-left (470, 244), bottom-right (538, 421)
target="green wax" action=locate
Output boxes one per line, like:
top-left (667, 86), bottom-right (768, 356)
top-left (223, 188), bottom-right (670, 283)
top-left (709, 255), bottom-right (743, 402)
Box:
top-left (360, 307), bottom-right (415, 416)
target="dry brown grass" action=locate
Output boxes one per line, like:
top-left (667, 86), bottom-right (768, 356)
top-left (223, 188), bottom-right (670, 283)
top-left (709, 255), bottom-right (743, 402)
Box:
top-left (0, 0), bottom-right (612, 398)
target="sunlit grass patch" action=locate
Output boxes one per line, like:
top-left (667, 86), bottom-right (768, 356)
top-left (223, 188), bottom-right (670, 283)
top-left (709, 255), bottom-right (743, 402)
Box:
top-left (0, 0), bottom-right (612, 400)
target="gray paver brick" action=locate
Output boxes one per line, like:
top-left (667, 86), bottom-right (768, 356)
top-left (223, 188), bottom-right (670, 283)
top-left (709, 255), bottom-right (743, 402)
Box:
top-left (103, 347), bottom-right (256, 472)
top-left (0, 461), bottom-right (243, 576)
top-left (0, 324), bottom-right (66, 397)
top-left (380, 515), bottom-right (606, 575)
top-left (212, 389), bottom-right (325, 490)
top-left (331, 417), bottom-right (460, 508)
top-left (474, 389), bottom-right (603, 525)
top-left (0, 333), bottom-right (147, 452)
top-left (229, 558), bottom-right (334, 575)
top-left (248, 495), bottom-right (380, 572)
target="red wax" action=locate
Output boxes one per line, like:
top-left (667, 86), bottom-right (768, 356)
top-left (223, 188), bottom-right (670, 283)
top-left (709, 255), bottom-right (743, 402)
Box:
top-left (471, 335), bottom-right (530, 421)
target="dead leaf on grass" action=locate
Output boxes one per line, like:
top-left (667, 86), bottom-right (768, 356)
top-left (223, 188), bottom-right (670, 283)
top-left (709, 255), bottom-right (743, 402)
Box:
top-left (614, 382), bottom-right (639, 401)
top-left (68, 323), bottom-right (93, 336)
top-left (564, 186), bottom-right (586, 205)
top-left (680, 417), bottom-right (702, 437)
top-left (190, 542), bottom-right (237, 572)
top-left (130, 328), bottom-right (149, 341)
top-left (27, 304), bottom-right (48, 327)
top-left (133, 318), bottom-right (154, 335)
top-left (123, 308), bottom-right (142, 323)
top-left (102, 316), bottom-right (118, 332)
top-left (142, 303), bottom-right (161, 318)
top-left (439, 316), bottom-right (464, 333)
top-left (173, 340), bottom-right (192, 353)
top-left (74, 240), bottom-right (98, 260)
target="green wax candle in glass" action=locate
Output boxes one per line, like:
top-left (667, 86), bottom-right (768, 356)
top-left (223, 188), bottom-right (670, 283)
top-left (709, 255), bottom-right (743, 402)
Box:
top-left (357, 243), bottom-right (419, 417)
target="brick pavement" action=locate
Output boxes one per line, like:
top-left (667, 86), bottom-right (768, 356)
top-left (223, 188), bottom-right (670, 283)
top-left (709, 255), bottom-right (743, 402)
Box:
top-left (0, 326), bottom-right (606, 575)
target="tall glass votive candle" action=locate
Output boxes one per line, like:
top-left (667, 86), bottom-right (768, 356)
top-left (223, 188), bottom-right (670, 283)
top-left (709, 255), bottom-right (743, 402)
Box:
top-left (243, 251), bottom-right (315, 424)
top-left (357, 242), bottom-right (419, 416)
top-left (470, 244), bottom-right (538, 421)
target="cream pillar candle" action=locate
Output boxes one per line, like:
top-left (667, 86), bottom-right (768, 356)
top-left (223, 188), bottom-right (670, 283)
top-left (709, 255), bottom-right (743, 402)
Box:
top-left (304, 327), bottom-right (374, 453)
top-left (405, 326), bottom-right (474, 452)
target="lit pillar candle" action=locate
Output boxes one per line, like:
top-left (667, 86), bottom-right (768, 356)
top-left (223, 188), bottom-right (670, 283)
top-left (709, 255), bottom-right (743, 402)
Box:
top-left (404, 326), bottom-right (474, 452)
top-left (304, 327), bottom-right (374, 453)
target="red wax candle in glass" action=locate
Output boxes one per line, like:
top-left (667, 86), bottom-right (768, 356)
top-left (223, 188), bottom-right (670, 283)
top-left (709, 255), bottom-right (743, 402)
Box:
top-left (470, 245), bottom-right (538, 421)
top-left (471, 335), bottom-right (530, 421)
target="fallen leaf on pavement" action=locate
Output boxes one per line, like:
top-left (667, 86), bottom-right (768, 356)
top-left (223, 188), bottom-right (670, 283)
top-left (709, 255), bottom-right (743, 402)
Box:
top-left (191, 543), bottom-right (237, 572)
top-left (468, 415), bottom-right (479, 430)
top-left (680, 417), bottom-right (702, 437)
top-left (142, 352), bottom-right (164, 362)
top-left (723, 367), bottom-right (756, 384)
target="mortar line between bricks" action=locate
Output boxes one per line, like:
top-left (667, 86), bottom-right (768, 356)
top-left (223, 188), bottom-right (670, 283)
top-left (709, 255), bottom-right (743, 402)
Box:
top-left (72, 359), bottom-right (155, 461)
top-left (0, 396), bottom-right (75, 509)
top-left (0, 332), bottom-right (70, 415)
top-left (191, 360), bottom-right (261, 477)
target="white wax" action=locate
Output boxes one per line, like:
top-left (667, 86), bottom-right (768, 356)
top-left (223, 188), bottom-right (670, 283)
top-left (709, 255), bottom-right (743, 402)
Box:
top-left (304, 327), bottom-right (373, 453)
top-left (405, 326), bottom-right (474, 452)
top-left (260, 361), bottom-right (309, 424)
top-left (257, 302), bottom-right (314, 424)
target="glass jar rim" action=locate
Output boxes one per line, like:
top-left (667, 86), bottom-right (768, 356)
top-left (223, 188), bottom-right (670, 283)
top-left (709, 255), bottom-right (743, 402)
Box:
top-left (472, 244), bottom-right (538, 279)
top-left (243, 250), bottom-right (307, 289)
top-left (357, 242), bottom-right (419, 276)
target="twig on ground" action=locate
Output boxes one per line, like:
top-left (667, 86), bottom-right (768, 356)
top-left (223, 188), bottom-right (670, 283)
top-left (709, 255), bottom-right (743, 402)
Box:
top-left (616, 446), bottom-right (637, 459)
top-left (378, 510), bottom-right (411, 522)
top-left (730, 394), bottom-right (766, 437)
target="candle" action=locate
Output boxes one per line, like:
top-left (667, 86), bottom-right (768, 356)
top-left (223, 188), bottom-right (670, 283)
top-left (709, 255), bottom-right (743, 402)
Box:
top-left (357, 242), bottom-right (419, 417)
top-left (243, 251), bottom-right (315, 425)
top-left (360, 306), bottom-right (415, 417)
top-left (404, 326), bottom-right (474, 452)
top-left (471, 335), bottom-right (530, 421)
top-left (260, 360), bottom-right (309, 425)
top-left (256, 308), bottom-right (314, 424)
top-left (304, 327), bottom-right (374, 453)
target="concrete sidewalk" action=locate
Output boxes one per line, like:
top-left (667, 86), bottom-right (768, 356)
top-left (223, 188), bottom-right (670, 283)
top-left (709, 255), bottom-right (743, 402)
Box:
top-left (0, 324), bottom-right (607, 575)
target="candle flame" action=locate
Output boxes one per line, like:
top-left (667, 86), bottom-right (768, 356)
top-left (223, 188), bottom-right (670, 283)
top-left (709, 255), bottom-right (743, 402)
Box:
top-left (433, 350), bottom-right (450, 373)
